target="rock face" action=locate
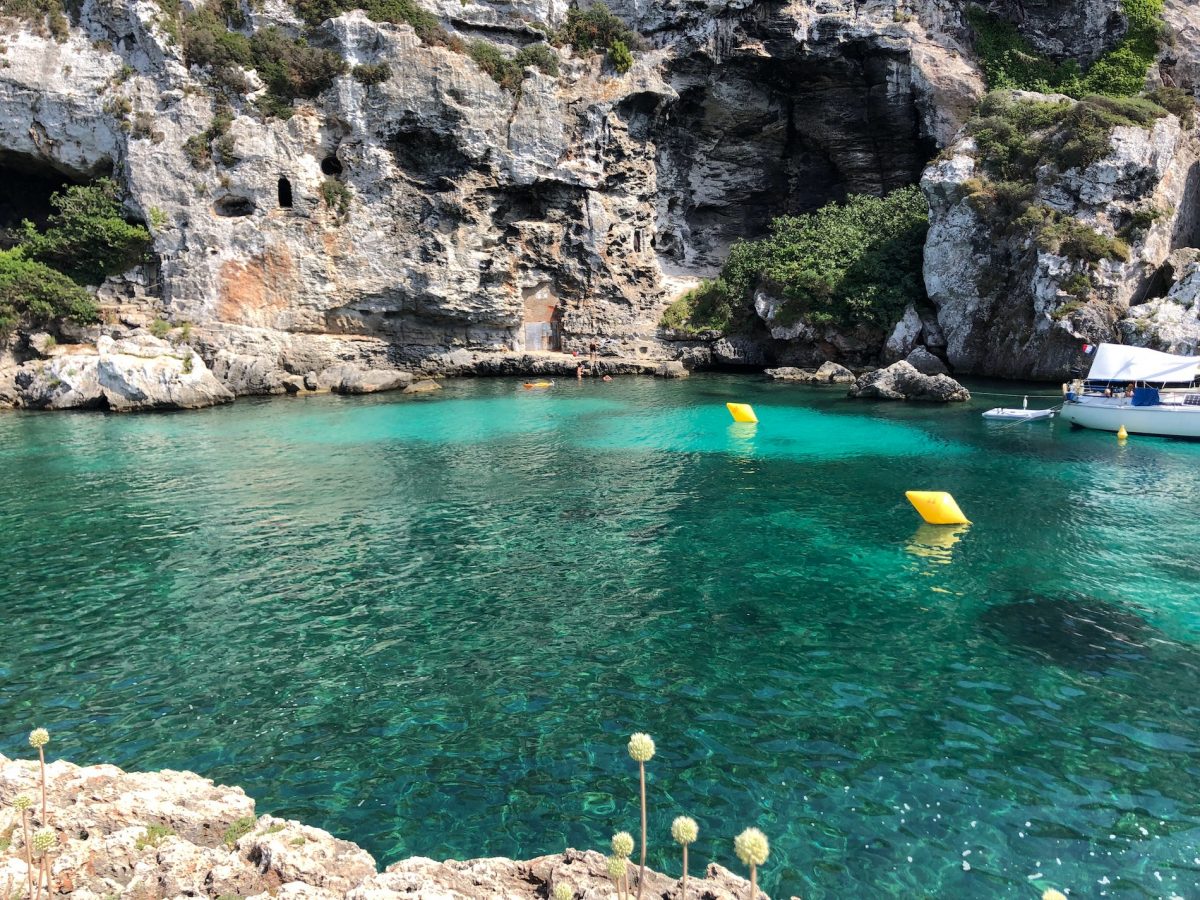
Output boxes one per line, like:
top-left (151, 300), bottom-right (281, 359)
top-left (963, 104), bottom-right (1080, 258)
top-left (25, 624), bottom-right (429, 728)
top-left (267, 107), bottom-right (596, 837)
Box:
top-left (904, 346), bottom-right (949, 376)
top-left (0, 0), bottom-right (1197, 397)
top-left (922, 99), bottom-right (1200, 379)
top-left (1119, 258), bottom-right (1200, 352)
top-left (0, 754), bottom-right (765, 900)
top-left (848, 360), bottom-right (970, 401)
top-left (0, 0), bottom-right (988, 398)
top-left (7, 334), bottom-right (233, 411)
top-left (765, 361), bottom-right (856, 384)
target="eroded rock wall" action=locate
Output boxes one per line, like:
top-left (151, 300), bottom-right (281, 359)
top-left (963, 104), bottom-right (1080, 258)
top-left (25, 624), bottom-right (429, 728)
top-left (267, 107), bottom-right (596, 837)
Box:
top-left (0, 0), bottom-right (985, 400)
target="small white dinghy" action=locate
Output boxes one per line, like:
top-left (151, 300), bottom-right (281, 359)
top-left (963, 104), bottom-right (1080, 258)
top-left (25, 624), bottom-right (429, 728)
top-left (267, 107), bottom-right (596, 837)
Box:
top-left (982, 397), bottom-right (1055, 420)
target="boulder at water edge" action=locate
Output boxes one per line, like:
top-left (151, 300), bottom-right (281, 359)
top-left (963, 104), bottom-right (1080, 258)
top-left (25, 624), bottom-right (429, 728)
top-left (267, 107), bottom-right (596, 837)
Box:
top-left (904, 346), bottom-right (950, 376)
top-left (765, 361), bottom-right (856, 384)
top-left (848, 360), bottom-right (970, 402)
top-left (10, 334), bottom-right (233, 412)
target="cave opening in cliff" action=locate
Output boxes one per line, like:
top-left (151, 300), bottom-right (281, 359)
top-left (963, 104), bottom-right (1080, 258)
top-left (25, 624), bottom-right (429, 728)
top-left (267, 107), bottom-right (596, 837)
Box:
top-left (320, 156), bottom-right (343, 176)
top-left (278, 177), bottom-right (293, 208)
top-left (649, 44), bottom-right (935, 271)
top-left (214, 196), bottom-right (257, 217)
top-left (0, 152), bottom-right (98, 249)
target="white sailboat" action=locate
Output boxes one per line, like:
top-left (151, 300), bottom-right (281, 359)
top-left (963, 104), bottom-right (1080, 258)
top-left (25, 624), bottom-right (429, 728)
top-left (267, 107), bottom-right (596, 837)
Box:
top-left (1060, 343), bottom-right (1200, 438)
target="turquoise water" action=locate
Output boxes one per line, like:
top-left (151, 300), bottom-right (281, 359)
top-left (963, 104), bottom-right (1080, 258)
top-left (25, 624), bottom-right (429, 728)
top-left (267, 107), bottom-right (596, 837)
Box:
top-left (3, 375), bottom-right (1200, 898)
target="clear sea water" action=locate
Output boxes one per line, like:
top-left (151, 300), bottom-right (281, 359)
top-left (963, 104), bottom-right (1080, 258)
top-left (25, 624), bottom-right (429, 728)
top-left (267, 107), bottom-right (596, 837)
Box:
top-left (2, 374), bottom-right (1200, 898)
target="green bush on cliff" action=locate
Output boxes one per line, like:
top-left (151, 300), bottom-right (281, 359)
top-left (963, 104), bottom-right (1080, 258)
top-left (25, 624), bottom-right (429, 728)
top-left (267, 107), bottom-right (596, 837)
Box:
top-left (181, 3), bottom-right (347, 114)
top-left (20, 179), bottom-right (152, 286)
top-left (468, 40), bottom-right (559, 90)
top-left (608, 39), bottom-right (633, 74)
top-left (0, 249), bottom-right (98, 335)
top-left (292, 0), bottom-right (457, 46)
top-left (556, 2), bottom-right (637, 52)
top-left (966, 0), bottom-right (1166, 98)
top-left (0, 0), bottom-right (69, 41)
top-left (660, 186), bottom-right (929, 334)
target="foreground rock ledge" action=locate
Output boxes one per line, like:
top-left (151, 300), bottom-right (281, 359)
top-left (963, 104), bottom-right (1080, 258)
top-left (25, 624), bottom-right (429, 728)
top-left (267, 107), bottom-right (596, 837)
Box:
top-left (0, 755), bottom-right (766, 900)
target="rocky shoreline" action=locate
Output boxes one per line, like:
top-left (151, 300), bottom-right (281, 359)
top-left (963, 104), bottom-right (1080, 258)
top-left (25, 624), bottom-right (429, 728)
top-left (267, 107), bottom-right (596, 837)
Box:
top-left (0, 754), bottom-right (767, 900)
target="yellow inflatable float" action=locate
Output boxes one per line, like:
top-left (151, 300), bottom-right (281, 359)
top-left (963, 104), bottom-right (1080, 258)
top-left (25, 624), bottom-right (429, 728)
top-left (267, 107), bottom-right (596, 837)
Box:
top-left (522, 381), bottom-right (554, 389)
top-left (726, 402), bottom-right (759, 423)
top-left (905, 490), bottom-right (970, 525)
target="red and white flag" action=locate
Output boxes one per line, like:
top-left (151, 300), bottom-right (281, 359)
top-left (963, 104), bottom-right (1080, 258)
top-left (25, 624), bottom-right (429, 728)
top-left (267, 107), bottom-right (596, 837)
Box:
top-left (1082, 343), bottom-right (1096, 354)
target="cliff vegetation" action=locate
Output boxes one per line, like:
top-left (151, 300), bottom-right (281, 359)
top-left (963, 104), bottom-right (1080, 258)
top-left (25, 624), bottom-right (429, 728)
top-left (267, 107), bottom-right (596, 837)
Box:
top-left (661, 187), bottom-right (929, 335)
top-left (966, 0), bottom-right (1166, 97)
top-left (0, 179), bottom-right (150, 334)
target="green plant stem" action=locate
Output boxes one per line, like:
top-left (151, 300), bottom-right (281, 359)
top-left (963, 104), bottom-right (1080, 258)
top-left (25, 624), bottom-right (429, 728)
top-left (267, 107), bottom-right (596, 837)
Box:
top-left (38, 749), bottom-right (46, 824)
top-left (21, 813), bottom-right (32, 900)
top-left (681, 845), bottom-right (688, 900)
top-left (636, 761), bottom-right (646, 900)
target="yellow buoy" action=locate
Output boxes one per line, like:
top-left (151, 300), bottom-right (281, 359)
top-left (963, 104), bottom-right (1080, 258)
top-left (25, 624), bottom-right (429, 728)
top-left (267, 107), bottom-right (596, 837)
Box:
top-left (905, 490), bottom-right (971, 525)
top-left (1117, 424), bottom-right (1128, 440)
top-left (726, 402), bottom-right (758, 424)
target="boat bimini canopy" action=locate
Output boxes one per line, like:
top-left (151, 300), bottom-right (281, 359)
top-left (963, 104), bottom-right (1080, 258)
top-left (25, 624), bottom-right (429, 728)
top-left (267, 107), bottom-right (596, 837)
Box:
top-left (1086, 343), bottom-right (1200, 383)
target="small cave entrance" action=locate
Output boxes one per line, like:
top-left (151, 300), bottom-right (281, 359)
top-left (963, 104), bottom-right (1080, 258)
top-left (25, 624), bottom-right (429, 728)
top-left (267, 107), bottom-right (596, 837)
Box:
top-left (278, 177), bottom-right (293, 208)
top-left (214, 195), bottom-right (256, 217)
top-left (320, 155), bottom-right (343, 176)
top-left (522, 285), bottom-right (563, 352)
top-left (0, 152), bottom-right (102, 248)
top-left (649, 45), bottom-right (936, 269)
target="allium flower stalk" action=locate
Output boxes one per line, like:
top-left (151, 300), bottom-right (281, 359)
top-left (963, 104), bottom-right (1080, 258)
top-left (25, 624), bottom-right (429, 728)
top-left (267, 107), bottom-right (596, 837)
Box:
top-left (31, 827), bottom-right (55, 900)
top-left (14, 795), bottom-right (33, 899)
top-left (734, 828), bottom-right (769, 900)
top-left (626, 733), bottom-right (654, 900)
top-left (611, 832), bottom-right (634, 859)
top-left (606, 855), bottom-right (628, 900)
top-left (29, 728), bottom-right (49, 823)
top-left (1042, 891), bottom-right (1068, 900)
top-left (671, 816), bottom-right (698, 900)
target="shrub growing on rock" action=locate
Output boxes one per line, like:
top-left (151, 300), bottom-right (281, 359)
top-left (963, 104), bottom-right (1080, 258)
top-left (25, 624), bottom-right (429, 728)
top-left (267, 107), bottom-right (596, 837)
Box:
top-left (0, 0), bottom-right (69, 41)
top-left (20, 179), bottom-right (152, 286)
top-left (293, 0), bottom-right (456, 46)
top-left (556, 2), bottom-right (636, 52)
top-left (608, 39), bottom-right (633, 74)
top-left (0, 250), bottom-right (99, 335)
top-left (966, 0), bottom-right (1165, 98)
top-left (468, 40), bottom-right (559, 90)
top-left (352, 62), bottom-right (391, 85)
top-left (661, 186), bottom-right (929, 334)
top-left (320, 178), bottom-right (353, 222)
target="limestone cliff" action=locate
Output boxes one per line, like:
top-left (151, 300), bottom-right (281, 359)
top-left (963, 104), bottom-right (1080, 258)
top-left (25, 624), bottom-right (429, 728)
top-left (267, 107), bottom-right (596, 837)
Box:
top-left (0, 0), bottom-right (982, 404)
top-left (0, 0), bottom-right (1197, 405)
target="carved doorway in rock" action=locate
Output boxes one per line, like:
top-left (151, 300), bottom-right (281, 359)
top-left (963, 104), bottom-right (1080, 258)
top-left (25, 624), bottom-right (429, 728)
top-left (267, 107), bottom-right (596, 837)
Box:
top-left (523, 284), bottom-right (562, 352)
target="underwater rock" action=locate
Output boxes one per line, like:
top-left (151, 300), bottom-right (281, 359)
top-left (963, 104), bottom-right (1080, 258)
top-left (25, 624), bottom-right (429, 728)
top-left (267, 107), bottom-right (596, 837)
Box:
top-left (979, 593), bottom-right (1163, 669)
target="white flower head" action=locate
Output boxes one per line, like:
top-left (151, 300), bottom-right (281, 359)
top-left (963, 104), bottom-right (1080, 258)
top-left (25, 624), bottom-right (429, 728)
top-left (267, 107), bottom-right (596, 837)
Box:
top-left (734, 828), bottom-right (769, 867)
top-left (605, 855), bottom-right (628, 880)
top-left (13, 795), bottom-right (33, 812)
top-left (552, 883), bottom-right (573, 900)
top-left (611, 831), bottom-right (634, 859)
top-left (28, 729), bottom-right (49, 749)
top-left (627, 733), bottom-right (655, 763)
top-left (1042, 892), bottom-right (1068, 900)
top-left (671, 816), bottom-right (698, 846)
top-left (32, 828), bottom-right (56, 854)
